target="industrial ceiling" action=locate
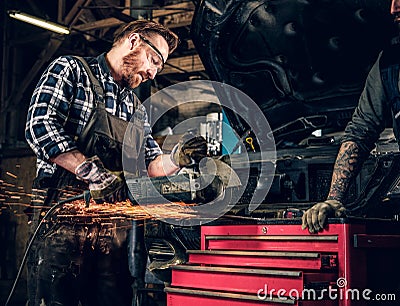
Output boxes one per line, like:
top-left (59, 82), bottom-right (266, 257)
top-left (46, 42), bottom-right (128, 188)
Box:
top-left (0, 0), bottom-right (205, 149)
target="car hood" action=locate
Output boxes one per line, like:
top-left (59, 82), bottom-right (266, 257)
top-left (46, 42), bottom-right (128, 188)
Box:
top-left (191, 0), bottom-right (397, 146)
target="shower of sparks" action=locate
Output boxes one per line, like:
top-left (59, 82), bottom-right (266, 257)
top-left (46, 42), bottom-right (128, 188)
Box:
top-left (6, 172), bottom-right (17, 179)
top-left (55, 199), bottom-right (202, 222)
top-left (1, 173), bottom-right (207, 223)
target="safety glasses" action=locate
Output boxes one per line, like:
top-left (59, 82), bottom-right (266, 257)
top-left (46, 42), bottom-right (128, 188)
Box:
top-left (139, 34), bottom-right (165, 73)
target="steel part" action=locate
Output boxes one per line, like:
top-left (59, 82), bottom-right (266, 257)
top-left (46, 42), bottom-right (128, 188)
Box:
top-left (144, 220), bottom-right (200, 282)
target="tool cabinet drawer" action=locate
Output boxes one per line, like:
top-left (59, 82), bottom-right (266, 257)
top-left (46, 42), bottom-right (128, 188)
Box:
top-left (200, 224), bottom-right (351, 252)
top-left (187, 250), bottom-right (337, 270)
top-left (171, 265), bottom-right (337, 295)
top-left (165, 287), bottom-right (338, 306)
top-left (204, 234), bottom-right (339, 252)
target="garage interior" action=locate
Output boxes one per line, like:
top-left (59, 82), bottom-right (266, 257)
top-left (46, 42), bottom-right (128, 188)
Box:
top-left (1, 0), bottom-right (400, 305)
top-left (1, 1), bottom-right (209, 304)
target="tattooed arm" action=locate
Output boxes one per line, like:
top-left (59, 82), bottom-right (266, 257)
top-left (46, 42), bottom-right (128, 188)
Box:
top-left (326, 141), bottom-right (368, 202)
top-left (302, 141), bottom-right (368, 233)
top-left (301, 52), bottom-right (389, 233)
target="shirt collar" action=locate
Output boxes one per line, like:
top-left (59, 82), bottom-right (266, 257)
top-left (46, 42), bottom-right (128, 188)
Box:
top-left (97, 52), bottom-right (111, 77)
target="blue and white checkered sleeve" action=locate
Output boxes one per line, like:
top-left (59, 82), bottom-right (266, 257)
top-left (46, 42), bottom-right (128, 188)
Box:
top-left (25, 57), bottom-right (79, 161)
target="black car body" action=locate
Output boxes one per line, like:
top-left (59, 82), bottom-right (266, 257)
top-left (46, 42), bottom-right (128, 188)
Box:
top-left (144, 0), bottom-right (400, 284)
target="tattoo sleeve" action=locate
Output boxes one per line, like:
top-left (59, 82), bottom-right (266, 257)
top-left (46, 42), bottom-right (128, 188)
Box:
top-left (327, 141), bottom-right (368, 202)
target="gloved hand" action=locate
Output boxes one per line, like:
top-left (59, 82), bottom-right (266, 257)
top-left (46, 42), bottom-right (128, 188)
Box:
top-left (301, 199), bottom-right (346, 233)
top-left (75, 155), bottom-right (127, 204)
top-left (170, 133), bottom-right (207, 168)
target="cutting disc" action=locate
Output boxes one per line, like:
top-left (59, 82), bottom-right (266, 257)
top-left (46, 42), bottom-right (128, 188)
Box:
top-left (199, 157), bottom-right (241, 188)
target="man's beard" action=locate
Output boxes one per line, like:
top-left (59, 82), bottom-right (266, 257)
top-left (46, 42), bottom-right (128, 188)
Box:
top-left (121, 49), bottom-right (143, 88)
top-left (394, 12), bottom-right (400, 25)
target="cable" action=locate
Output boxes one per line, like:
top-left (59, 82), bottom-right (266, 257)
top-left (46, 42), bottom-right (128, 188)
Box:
top-left (5, 193), bottom-right (85, 306)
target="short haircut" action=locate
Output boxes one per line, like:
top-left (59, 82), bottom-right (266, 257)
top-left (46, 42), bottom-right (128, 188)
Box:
top-left (113, 20), bottom-right (179, 54)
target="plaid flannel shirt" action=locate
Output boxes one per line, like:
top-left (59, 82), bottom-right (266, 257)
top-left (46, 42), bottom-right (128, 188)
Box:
top-left (25, 53), bottom-right (162, 179)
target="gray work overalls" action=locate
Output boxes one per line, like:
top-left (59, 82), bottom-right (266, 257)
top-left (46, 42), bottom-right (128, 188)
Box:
top-left (27, 56), bottom-right (146, 306)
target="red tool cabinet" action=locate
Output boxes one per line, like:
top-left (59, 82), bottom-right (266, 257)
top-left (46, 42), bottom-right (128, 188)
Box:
top-left (165, 218), bottom-right (400, 305)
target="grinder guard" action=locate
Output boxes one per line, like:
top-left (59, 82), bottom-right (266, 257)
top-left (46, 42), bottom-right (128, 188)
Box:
top-left (126, 172), bottom-right (225, 205)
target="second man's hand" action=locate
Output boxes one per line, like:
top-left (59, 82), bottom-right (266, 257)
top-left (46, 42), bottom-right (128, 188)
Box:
top-left (301, 199), bottom-right (347, 233)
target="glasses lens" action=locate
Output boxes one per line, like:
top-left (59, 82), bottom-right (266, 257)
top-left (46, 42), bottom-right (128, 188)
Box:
top-left (139, 35), bottom-right (164, 73)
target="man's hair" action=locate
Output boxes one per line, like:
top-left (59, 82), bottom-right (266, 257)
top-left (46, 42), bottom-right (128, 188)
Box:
top-left (113, 20), bottom-right (179, 54)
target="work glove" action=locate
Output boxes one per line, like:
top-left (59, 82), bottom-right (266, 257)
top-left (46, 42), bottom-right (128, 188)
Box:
top-left (301, 199), bottom-right (347, 233)
top-left (170, 133), bottom-right (207, 168)
top-left (75, 155), bottom-right (127, 204)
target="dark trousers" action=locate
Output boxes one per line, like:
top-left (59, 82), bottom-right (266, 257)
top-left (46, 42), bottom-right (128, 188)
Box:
top-left (26, 172), bottom-right (134, 306)
top-left (27, 221), bottom-right (133, 306)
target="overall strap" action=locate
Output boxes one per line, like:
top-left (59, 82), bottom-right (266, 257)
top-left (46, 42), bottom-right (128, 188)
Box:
top-left (74, 56), bottom-right (104, 106)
